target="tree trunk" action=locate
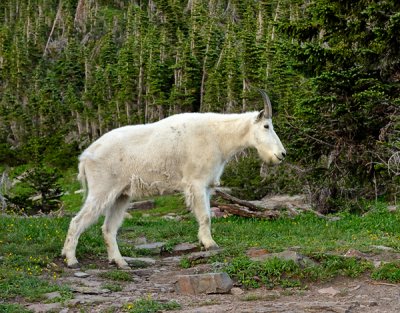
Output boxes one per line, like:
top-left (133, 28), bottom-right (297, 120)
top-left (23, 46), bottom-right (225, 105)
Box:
top-left (218, 204), bottom-right (279, 219)
top-left (200, 23), bottom-right (213, 112)
top-left (43, 0), bottom-right (62, 56)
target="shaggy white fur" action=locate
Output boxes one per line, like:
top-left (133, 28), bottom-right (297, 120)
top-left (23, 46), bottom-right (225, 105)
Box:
top-left (62, 111), bottom-right (286, 269)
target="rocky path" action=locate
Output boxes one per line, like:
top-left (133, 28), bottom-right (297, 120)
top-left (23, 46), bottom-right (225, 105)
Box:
top-left (23, 242), bottom-right (400, 313)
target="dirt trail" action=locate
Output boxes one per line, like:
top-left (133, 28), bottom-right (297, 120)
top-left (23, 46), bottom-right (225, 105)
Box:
top-left (22, 250), bottom-right (400, 313)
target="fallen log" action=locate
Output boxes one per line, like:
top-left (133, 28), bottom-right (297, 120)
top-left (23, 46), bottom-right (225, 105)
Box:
top-left (213, 190), bottom-right (329, 220)
top-left (215, 189), bottom-right (264, 211)
top-left (218, 204), bottom-right (279, 219)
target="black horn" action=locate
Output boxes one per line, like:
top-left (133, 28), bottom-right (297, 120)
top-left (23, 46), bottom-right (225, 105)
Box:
top-left (257, 89), bottom-right (272, 119)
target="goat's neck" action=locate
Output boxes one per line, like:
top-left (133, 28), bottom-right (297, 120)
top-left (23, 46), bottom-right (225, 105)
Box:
top-left (214, 116), bottom-right (253, 161)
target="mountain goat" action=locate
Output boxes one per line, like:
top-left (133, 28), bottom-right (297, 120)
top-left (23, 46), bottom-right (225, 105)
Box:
top-left (62, 91), bottom-right (286, 269)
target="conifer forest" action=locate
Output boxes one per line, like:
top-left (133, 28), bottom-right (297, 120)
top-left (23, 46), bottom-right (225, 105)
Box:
top-left (0, 0), bottom-right (399, 210)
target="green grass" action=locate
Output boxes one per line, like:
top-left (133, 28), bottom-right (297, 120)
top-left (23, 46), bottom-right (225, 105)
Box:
top-left (125, 297), bottom-right (181, 313)
top-left (0, 303), bottom-right (32, 313)
top-left (0, 269), bottom-right (72, 301)
top-left (225, 254), bottom-right (374, 289)
top-left (371, 261), bottom-right (400, 283)
top-left (0, 195), bottom-right (399, 308)
top-left (99, 270), bottom-right (132, 281)
top-left (102, 282), bottom-right (123, 292)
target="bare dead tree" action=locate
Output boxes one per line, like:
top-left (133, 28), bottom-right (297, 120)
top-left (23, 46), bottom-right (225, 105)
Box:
top-left (0, 171), bottom-right (10, 211)
top-left (74, 0), bottom-right (87, 31)
top-left (388, 151), bottom-right (400, 176)
top-left (43, 0), bottom-right (63, 56)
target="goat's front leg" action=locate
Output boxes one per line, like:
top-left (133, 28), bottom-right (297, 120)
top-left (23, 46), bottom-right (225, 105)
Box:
top-left (186, 184), bottom-right (219, 250)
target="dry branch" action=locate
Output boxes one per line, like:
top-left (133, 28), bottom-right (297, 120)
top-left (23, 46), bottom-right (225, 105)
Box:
top-left (215, 189), bottom-right (263, 211)
top-left (218, 204), bottom-right (279, 219)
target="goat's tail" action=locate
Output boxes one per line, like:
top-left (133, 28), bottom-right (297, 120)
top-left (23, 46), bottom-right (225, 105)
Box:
top-left (77, 156), bottom-right (88, 199)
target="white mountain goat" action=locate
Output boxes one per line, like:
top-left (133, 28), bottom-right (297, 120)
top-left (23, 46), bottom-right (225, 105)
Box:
top-left (62, 90), bottom-right (286, 269)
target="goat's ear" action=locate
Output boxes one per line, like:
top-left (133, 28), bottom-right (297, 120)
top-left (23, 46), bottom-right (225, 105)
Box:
top-left (256, 110), bottom-right (265, 122)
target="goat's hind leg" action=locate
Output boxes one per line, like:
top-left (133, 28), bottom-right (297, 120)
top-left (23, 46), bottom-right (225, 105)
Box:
top-left (102, 194), bottom-right (131, 269)
top-left (62, 195), bottom-right (107, 267)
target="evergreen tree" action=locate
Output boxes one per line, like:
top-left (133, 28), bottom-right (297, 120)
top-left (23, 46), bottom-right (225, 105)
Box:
top-left (279, 0), bottom-right (400, 209)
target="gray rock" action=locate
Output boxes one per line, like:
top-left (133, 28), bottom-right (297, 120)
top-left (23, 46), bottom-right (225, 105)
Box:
top-left (134, 236), bottom-right (148, 245)
top-left (132, 268), bottom-right (155, 277)
top-left (343, 249), bottom-right (368, 259)
top-left (43, 291), bottom-right (61, 300)
top-left (128, 200), bottom-right (155, 210)
top-left (175, 272), bottom-right (233, 295)
top-left (69, 285), bottom-right (111, 294)
top-left (171, 242), bottom-right (198, 255)
top-left (371, 245), bottom-right (394, 251)
top-left (74, 271), bottom-right (90, 278)
top-left (27, 303), bottom-right (62, 313)
top-left (211, 207), bottom-right (226, 218)
top-left (318, 287), bottom-right (341, 296)
top-left (187, 249), bottom-right (222, 261)
top-left (124, 257), bottom-right (156, 267)
top-left (67, 294), bottom-right (113, 306)
top-left (162, 213), bottom-right (183, 221)
top-left (231, 287), bottom-right (244, 295)
top-left (161, 256), bottom-right (183, 265)
top-left (135, 242), bottom-right (166, 254)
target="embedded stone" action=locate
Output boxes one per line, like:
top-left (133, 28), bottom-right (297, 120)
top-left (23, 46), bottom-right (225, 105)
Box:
top-left (187, 249), bottom-right (222, 262)
top-left (231, 287), bottom-right (244, 295)
top-left (371, 245), bottom-right (394, 251)
top-left (175, 272), bottom-right (233, 295)
top-left (27, 303), bottom-right (62, 313)
top-left (69, 285), bottom-right (111, 294)
top-left (318, 287), bottom-right (340, 297)
top-left (74, 271), bottom-right (90, 278)
top-left (172, 242), bottom-right (198, 255)
top-left (124, 257), bottom-right (156, 267)
top-left (135, 242), bottom-right (166, 254)
top-left (43, 291), bottom-right (61, 300)
top-left (128, 200), bottom-right (155, 210)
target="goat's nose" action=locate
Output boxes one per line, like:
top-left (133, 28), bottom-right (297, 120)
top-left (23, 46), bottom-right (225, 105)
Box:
top-left (282, 151), bottom-right (287, 158)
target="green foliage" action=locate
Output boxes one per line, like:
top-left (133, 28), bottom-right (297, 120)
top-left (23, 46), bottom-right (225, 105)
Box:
top-left (0, 268), bottom-right (72, 301)
top-left (99, 270), bottom-right (132, 282)
top-left (222, 151), bottom-right (268, 200)
top-left (0, 0), bottom-right (398, 205)
top-left (371, 261), bottom-right (400, 283)
top-left (277, 0), bottom-right (400, 209)
top-left (102, 283), bottom-right (123, 292)
top-left (125, 297), bottom-right (181, 313)
top-left (225, 254), bottom-right (373, 289)
top-left (225, 256), bottom-right (300, 288)
top-left (310, 254), bottom-right (373, 278)
top-left (222, 150), bottom-right (305, 199)
top-left (4, 165), bottom-right (63, 214)
top-left (0, 303), bottom-right (32, 313)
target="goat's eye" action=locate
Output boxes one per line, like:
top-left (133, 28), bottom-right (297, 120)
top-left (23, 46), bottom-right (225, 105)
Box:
top-left (264, 124), bottom-right (269, 129)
